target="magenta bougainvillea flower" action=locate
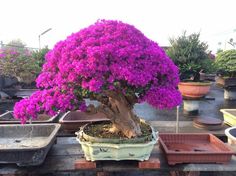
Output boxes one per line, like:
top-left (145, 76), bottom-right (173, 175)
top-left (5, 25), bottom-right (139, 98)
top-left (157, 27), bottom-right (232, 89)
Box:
top-left (14, 20), bottom-right (182, 124)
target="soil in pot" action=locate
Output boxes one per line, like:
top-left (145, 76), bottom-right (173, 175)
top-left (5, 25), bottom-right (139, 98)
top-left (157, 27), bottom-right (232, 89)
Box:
top-left (82, 120), bottom-right (153, 144)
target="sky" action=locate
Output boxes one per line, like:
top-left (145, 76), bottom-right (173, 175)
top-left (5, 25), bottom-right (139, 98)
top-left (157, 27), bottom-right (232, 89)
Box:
top-left (0, 0), bottom-right (236, 53)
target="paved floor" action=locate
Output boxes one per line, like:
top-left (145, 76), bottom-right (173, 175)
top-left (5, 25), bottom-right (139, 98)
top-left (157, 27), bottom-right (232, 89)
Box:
top-left (134, 83), bottom-right (236, 121)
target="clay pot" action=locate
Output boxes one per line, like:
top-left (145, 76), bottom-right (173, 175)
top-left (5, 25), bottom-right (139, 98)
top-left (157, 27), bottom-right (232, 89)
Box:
top-left (178, 82), bottom-right (211, 98)
top-left (159, 133), bottom-right (234, 165)
top-left (59, 110), bottom-right (109, 132)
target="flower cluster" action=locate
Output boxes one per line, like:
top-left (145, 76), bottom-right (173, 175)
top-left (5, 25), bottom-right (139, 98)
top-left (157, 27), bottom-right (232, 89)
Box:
top-left (14, 20), bottom-right (182, 123)
top-left (13, 88), bottom-right (81, 124)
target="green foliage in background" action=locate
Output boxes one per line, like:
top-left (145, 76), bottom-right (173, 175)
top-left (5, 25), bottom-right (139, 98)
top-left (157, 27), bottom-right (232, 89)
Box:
top-left (32, 46), bottom-right (50, 67)
top-left (215, 49), bottom-right (236, 77)
top-left (0, 40), bottom-right (41, 83)
top-left (167, 31), bottom-right (215, 81)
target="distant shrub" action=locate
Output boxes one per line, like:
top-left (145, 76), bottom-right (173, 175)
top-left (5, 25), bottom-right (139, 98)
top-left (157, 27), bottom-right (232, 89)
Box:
top-left (167, 32), bottom-right (215, 81)
top-left (215, 49), bottom-right (236, 77)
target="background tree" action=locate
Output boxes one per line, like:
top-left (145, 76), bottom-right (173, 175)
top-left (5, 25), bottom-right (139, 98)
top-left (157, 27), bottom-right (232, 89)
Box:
top-left (32, 46), bottom-right (50, 67)
top-left (0, 40), bottom-right (41, 83)
top-left (4, 39), bottom-right (25, 48)
top-left (167, 32), bottom-right (215, 81)
top-left (215, 49), bottom-right (236, 78)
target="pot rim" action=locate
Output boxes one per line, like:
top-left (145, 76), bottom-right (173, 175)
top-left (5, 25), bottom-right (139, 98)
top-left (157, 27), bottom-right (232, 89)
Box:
top-left (220, 109), bottom-right (236, 118)
top-left (225, 126), bottom-right (236, 139)
top-left (179, 82), bottom-right (212, 86)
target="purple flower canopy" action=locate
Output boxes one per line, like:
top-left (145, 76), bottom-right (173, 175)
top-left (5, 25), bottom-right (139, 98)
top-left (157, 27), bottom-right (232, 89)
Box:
top-left (14, 20), bottom-right (182, 123)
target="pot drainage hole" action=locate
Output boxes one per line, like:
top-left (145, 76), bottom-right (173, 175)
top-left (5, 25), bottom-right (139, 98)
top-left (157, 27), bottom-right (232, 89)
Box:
top-left (193, 149), bottom-right (207, 152)
top-left (174, 149), bottom-right (207, 152)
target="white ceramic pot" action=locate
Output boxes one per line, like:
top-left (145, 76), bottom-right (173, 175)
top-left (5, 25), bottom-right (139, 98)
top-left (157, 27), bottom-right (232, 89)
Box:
top-left (75, 123), bottom-right (158, 161)
top-left (225, 126), bottom-right (236, 145)
top-left (220, 109), bottom-right (236, 126)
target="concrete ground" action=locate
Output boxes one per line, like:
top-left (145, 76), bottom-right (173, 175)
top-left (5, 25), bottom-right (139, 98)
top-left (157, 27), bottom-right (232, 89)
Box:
top-left (134, 83), bottom-right (236, 122)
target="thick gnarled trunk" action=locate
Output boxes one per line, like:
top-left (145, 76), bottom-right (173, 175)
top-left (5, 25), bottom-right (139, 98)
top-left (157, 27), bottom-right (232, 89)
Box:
top-left (97, 91), bottom-right (142, 138)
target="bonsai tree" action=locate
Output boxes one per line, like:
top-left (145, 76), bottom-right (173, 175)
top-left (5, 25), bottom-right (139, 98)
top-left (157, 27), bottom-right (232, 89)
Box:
top-left (215, 49), bottom-right (236, 78)
top-left (13, 20), bottom-right (182, 138)
top-left (167, 32), bottom-right (215, 81)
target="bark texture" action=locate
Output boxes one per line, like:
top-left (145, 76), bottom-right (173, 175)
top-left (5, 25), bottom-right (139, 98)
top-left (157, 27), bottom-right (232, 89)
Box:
top-left (96, 91), bottom-right (142, 138)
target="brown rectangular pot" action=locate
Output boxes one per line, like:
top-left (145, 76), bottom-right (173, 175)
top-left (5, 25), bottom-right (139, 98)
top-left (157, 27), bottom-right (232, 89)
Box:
top-left (59, 110), bottom-right (109, 133)
top-left (159, 133), bottom-right (235, 165)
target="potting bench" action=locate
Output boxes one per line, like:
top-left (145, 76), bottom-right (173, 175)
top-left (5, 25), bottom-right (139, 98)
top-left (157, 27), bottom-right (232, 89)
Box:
top-left (0, 136), bottom-right (235, 176)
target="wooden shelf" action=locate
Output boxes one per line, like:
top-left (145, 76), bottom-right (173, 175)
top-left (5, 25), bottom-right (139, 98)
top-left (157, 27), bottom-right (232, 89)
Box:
top-left (0, 137), bottom-right (235, 175)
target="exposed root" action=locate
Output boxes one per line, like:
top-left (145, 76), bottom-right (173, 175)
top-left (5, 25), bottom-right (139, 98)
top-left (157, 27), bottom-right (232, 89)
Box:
top-left (108, 125), bottom-right (120, 135)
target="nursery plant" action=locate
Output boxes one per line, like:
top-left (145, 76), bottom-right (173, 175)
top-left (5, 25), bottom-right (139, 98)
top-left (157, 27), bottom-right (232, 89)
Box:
top-left (167, 31), bottom-right (215, 81)
top-left (32, 47), bottom-right (50, 67)
top-left (215, 49), bottom-right (236, 99)
top-left (215, 49), bottom-right (236, 78)
top-left (14, 20), bottom-right (182, 138)
top-left (166, 32), bottom-right (215, 98)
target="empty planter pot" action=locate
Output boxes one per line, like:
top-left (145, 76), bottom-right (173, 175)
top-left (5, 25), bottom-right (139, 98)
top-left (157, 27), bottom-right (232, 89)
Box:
top-left (0, 111), bottom-right (60, 124)
top-left (225, 127), bottom-right (236, 145)
top-left (0, 123), bottom-right (61, 166)
top-left (159, 133), bottom-right (234, 165)
top-left (59, 110), bottom-right (109, 132)
top-left (220, 109), bottom-right (236, 126)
